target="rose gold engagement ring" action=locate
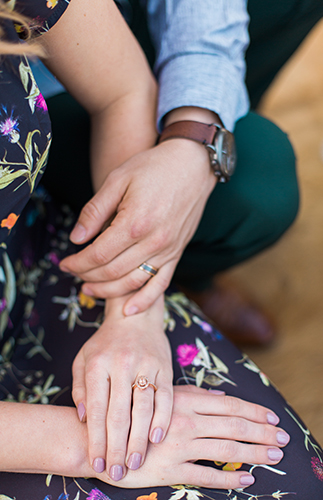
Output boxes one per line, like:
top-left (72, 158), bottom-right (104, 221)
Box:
top-left (138, 262), bottom-right (159, 277)
top-left (132, 375), bottom-right (157, 392)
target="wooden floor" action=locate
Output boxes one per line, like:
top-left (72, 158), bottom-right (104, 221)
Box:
top-left (220, 20), bottom-right (323, 445)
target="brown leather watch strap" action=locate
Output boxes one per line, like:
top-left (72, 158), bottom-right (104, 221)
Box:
top-left (158, 120), bottom-right (219, 146)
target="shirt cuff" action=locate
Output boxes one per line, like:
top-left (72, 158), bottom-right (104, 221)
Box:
top-left (156, 53), bottom-right (249, 133)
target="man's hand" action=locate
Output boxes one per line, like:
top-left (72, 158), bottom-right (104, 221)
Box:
top-left (60, 139), bottom-right (216, 316)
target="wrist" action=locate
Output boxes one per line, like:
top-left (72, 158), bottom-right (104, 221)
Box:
top-left (164, 106), bottom-right (223, 128)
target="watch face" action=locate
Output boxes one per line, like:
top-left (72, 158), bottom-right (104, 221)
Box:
top-left (217, 130), bottom-right (237, 176)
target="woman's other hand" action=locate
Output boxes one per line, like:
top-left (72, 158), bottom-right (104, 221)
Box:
top-left (94, 385), bottom-right (290, 489)
top-left (72, 294), bottom-right (173, 480)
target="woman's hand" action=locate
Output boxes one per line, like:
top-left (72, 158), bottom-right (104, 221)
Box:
top-left (59, 138), bottom-right (216, 315)
top-left (72, 294), bottom-right (173, 480)
top-left (94, 385), bottom-right (290, 490)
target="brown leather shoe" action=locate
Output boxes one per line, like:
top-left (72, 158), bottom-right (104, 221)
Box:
top-left (182, 282), bottom-right (276, 347)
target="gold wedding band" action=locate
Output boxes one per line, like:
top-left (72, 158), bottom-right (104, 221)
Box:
top-left (138, 262), bottom-right (158, 277)
top-left (132, 375), bottom-right (157, 392)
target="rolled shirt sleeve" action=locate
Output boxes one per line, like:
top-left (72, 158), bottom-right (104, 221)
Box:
top-left (143, 0), bottom-right (250, 131)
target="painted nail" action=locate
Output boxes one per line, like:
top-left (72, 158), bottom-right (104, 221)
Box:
top-left (240, 475), bottom-right (255, 486)
top-left (209, 390), bottom-right (225, 395)
top-left (124, 306), bottom-right (139, 316)
top-left (70, 223), bottom-right (87, 243)
top-left (268, 448), bottom-right (284, 461)
top-left (93, 457), bottom-right (106, 473)
top-left (267, 412), bottom-right (280, 425)
top-left (276, 431), bottom-right (290, 445)
top-left (77, 402), bottom-right (86, 423)
top-left (127, 453), bottom-right (142, 470)
top-left (151, 427), bottom-right (163, 444)
top-left (109, 464), bottom-right (123, 481)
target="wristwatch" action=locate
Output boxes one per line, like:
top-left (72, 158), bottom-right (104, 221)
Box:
top-left (158, 120), bottom-right (237, 183)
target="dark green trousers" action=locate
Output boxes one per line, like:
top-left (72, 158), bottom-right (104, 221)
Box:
top-left (42, 0), bottom-right (323, 290)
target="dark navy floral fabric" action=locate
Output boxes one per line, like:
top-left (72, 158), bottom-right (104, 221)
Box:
top-left (0, 1), bottom-right (323, 499)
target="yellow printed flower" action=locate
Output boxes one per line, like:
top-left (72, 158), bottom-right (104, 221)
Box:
top-left (78, 291), bottom-right (96, 309)
top-left (1, 213), bottom-right (19, 230)
top-left (214, 461), bottom-right (243, 471)
top-left (47, 0), bottom-right (58, 8)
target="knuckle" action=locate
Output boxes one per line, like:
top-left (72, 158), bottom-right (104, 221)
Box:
top-left (225, 396), bottom-right (241, 415)
top-left (109, 408), bottom-right (130, 428)
top-left (126, 274), bottom-right (147, 290)
top-left (155, 273), bottom-right (171, 292)
top-left (81, 199), bottom-right (101, 222)
top-left (134, 397), bottom-right (153, 414)
top-left (262, 424), bottom-right (275, 444)
top-left (148, 230), bottom-right (169, 253)
top-left (91, 244), bottom-right (109, 267)
top-left (199, 467), bottom-right (216, 488)
top-left (130, 217), bottom-right (152, 240)
top-left (88, 404), bottom-right (107, 423)
top-left (230, 417), bottom-right (248, 438)
top-left (218, 439), bottom-right (238, 461)
top-left (254, 445), bottom-right (267, 463)
top-left (221, 472), bottom-right (236, 490)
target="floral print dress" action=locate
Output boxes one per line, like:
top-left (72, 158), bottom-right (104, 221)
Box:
top-left (0, 1), bottom-right (323, 499)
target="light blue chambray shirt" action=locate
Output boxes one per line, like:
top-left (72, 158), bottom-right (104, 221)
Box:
top-left (31, 0), bottom-right (250, 132)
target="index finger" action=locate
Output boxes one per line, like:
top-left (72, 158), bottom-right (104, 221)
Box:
top-left (60, 219), bottom-right (136, 276)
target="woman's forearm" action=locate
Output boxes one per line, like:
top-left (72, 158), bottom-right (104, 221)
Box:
top-left (90, 81), bottom-right (157, 192)
top-left (0, 402), bottom-right (91, 476)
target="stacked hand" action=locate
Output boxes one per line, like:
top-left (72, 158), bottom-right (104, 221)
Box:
top-left (91, 385), bottom-right (290, 489)
top-left (72, 294), bottom-right (173, 480)
top-left (59, 139), bottom-right (216, 315)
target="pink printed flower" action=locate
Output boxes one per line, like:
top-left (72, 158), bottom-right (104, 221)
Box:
top-left (177, 344), bottom-right (200, 367)
top-left (48, 251), bottom-right (60, 266)
top-left (0, 298), bottom-right (7, 314)
top-left (35, 93), bottom-right (48, 112)
top-left (87, 489), bottom-right (111, 500)
top-left (311, 457), bottom-right (323, 481)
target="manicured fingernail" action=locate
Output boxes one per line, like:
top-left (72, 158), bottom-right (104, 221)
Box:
top-left (77, 402), bottom-right (86, 423)
top-left (124, 306), bottom-right (139, 316)
top-left (82, 286), bottom-right (94, 296)
top-left (70, 223), bottom-right (87, 243)
top-left (276, 431), bottom-right (290, 445)
top-left (151, 427), bottom-right (163, 444)
top-left (268, 448), bottom-right (283, 461)
top-left (93, 457), bottom-right (106, 473)
top-left (240, 475), bottom-right (255, 486)
top-left (267, 412), bottom-right (280, 425)
top-left (109, 464), bottom-right (123, 481)
top-left (127, 453), bottom-right (142, 470)
top-left (209, 390), bottom-right (225, 395)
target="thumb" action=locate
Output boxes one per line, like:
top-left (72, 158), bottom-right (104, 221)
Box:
top-left (69, 178), bottom-right (124, 244)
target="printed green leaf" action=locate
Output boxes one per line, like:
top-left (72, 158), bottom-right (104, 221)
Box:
top-left (195, 367), bottom-right (205, 387)
top-left (24, 129), bottom-right (40, 171)
top-left (0, 168), bottom-right (29, 189)
top-left (210, 351), bottom-right (229, 374)
top-left (46, 474), bottom-right (52, 486)
top-left (29, 135), bottom-right (51, 192)
top-left (19, 60), bottom-right (30, 93)
top-left (195, 337), bottom-right (211, 369)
